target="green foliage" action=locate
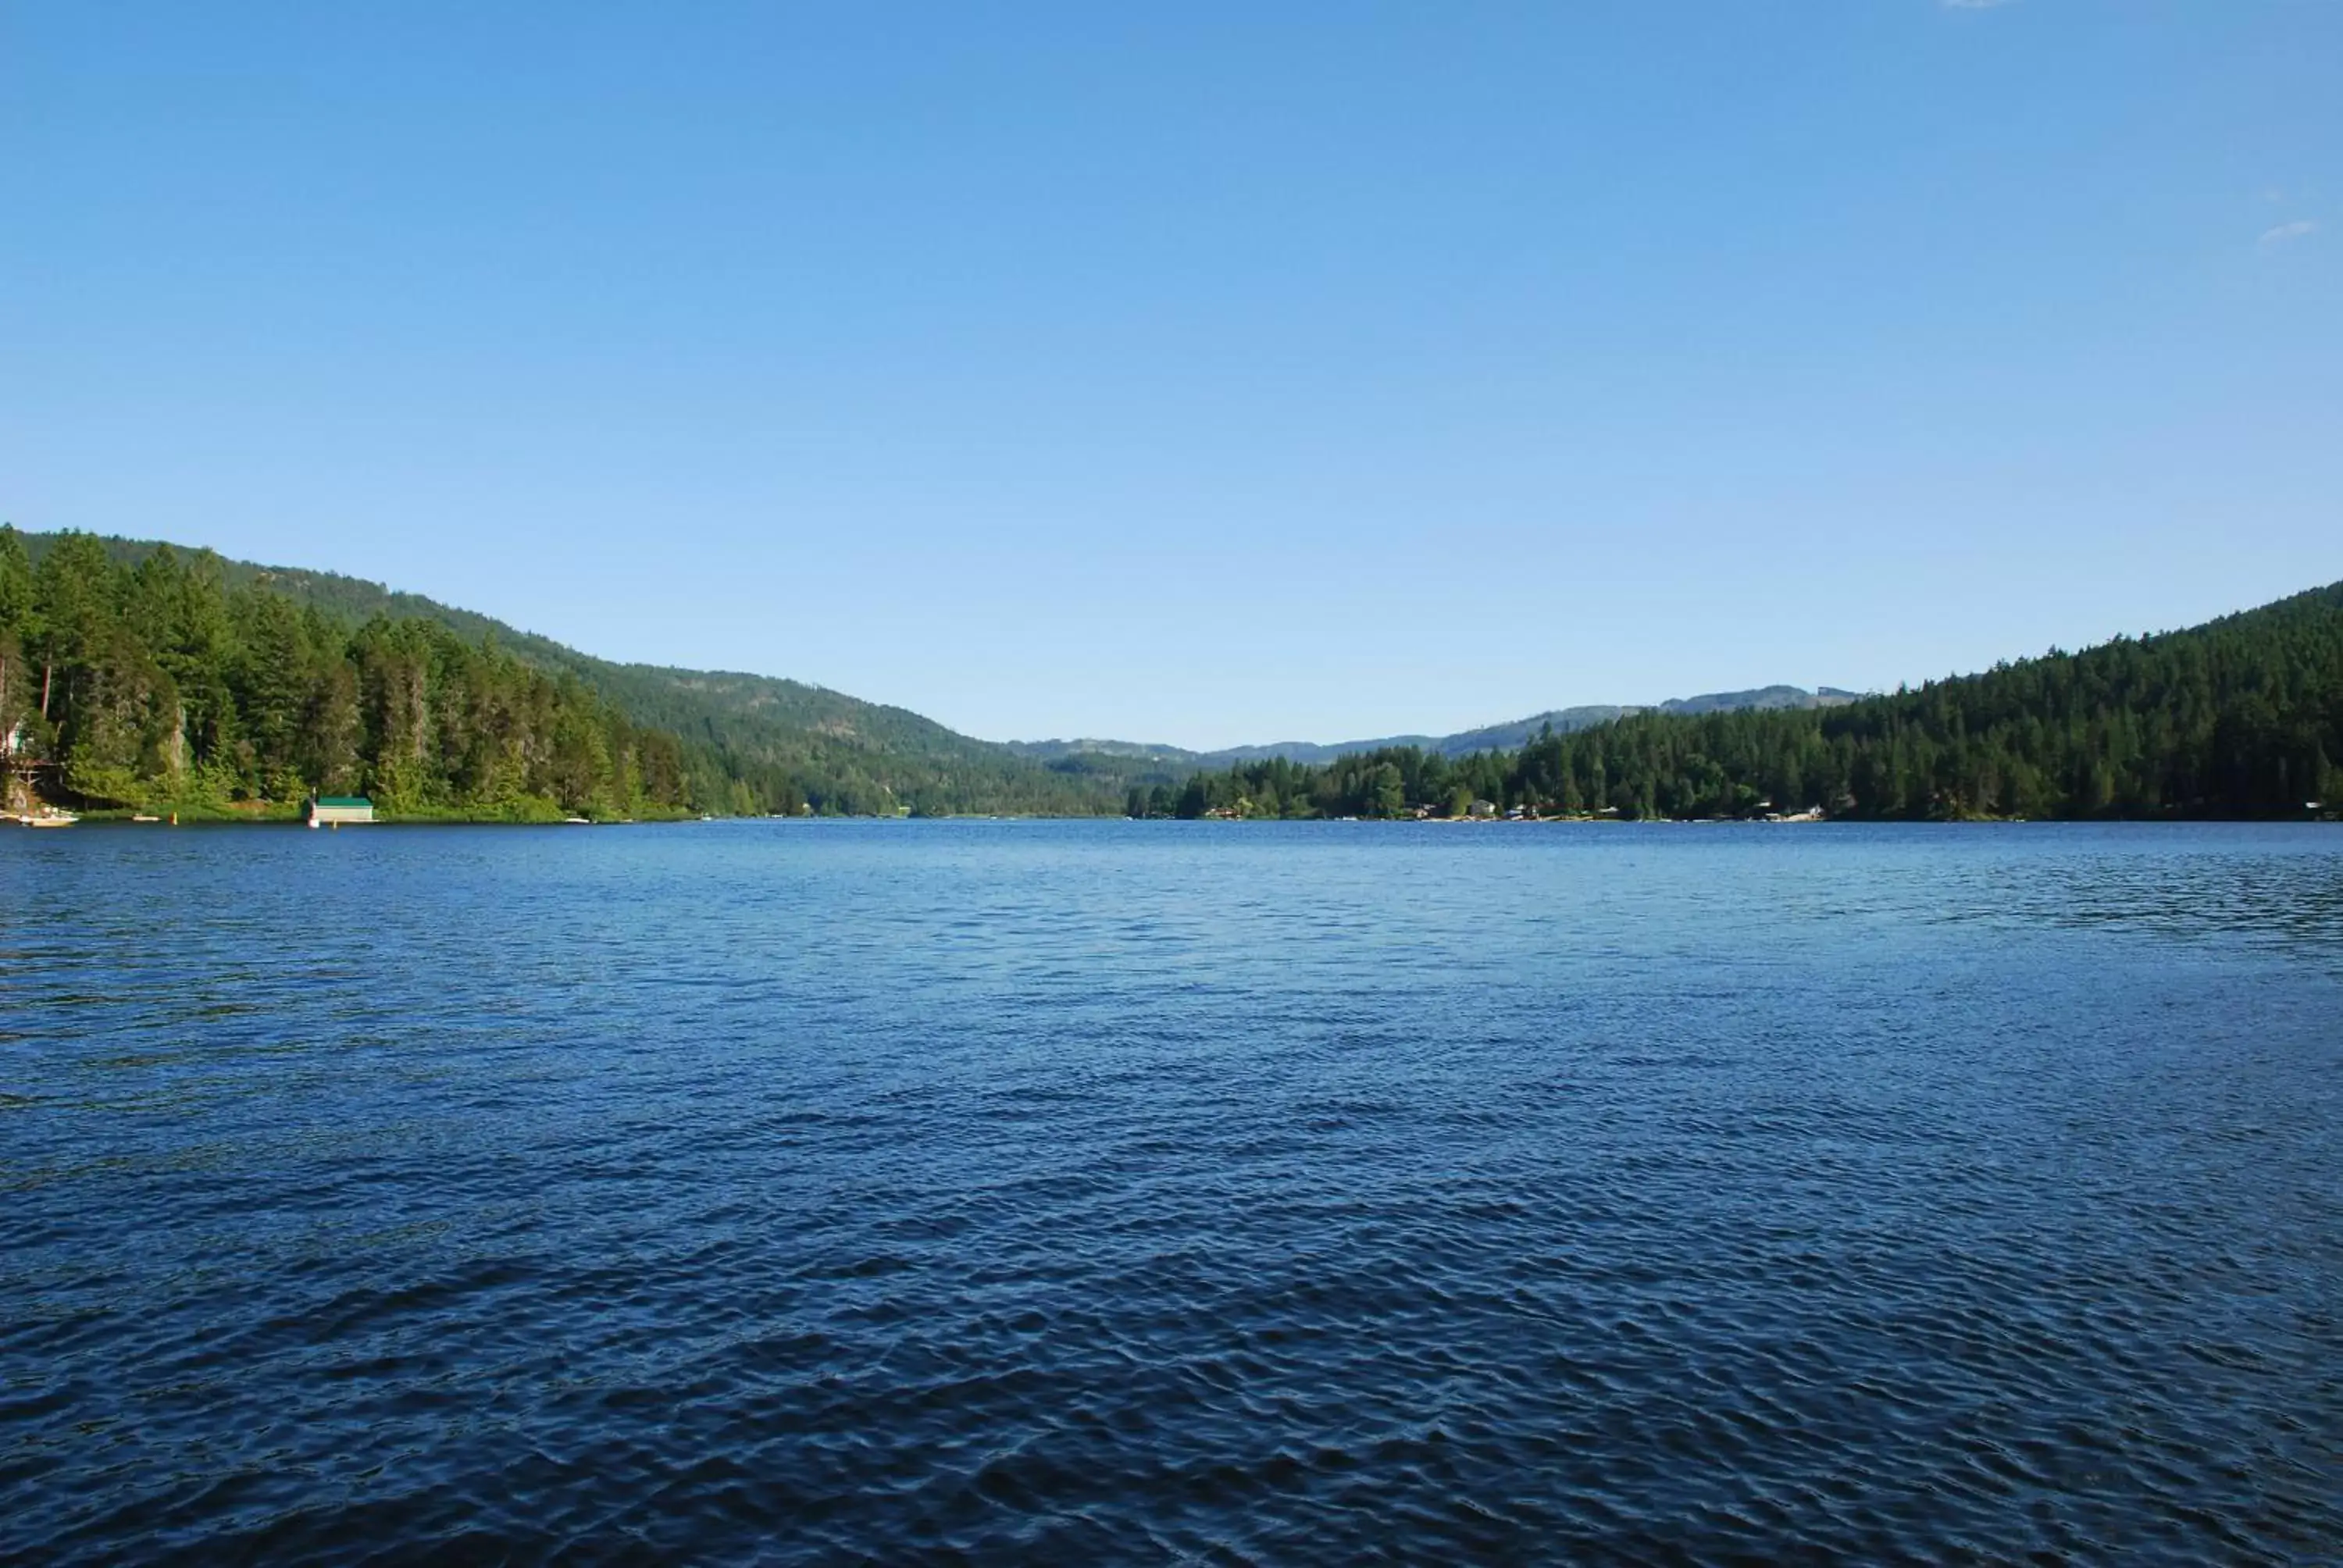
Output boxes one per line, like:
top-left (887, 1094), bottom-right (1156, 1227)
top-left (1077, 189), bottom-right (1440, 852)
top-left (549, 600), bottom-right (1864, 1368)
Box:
top-left (1125, 583), bottom-right (2343, 822)
top-left (11, 528), bottom-right (1136, 817)
top-left (2, 528), bottom-right (691, 818)
top-left (12, 527), bottom-right (2338, 824)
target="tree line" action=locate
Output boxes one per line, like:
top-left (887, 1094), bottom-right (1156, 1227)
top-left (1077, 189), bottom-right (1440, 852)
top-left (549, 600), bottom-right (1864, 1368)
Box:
top-left (12, 529), bottom-right (1157, 819)
top-left (10, 525), bottom-right (2337, 823)
top-left (1, 529), bottom-right (689, 819)
top-left (1131, 582), bottom-right (2343, 821)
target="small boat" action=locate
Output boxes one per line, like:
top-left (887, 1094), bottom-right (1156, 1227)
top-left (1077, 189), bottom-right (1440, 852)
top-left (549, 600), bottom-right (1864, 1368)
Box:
top-left (132, 814), bottom-right (160, 823)
top-left (16, 811), bottom-right (77, 828)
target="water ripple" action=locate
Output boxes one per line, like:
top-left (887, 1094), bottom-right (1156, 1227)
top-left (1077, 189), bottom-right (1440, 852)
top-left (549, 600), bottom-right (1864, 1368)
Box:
top-left (2, 821), bottom-right (2339, 1563)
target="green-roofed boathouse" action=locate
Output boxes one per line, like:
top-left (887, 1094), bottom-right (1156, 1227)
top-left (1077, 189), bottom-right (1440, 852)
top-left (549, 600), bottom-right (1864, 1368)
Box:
top-left (308, 796), bottom-right (374, 828)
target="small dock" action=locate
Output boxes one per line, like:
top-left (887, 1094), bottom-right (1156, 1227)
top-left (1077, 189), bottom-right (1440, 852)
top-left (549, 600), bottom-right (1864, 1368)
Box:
top-left (308, 796), bottom-right (376, 828)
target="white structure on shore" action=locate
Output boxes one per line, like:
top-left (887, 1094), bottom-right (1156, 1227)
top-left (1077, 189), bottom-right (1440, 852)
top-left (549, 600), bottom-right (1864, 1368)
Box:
top-left (308, 796), bottom-right (375, 827)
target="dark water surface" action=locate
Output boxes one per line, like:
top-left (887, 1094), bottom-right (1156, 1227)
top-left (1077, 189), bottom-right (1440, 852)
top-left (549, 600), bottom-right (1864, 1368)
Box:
top-left (4, 821), bottom-right (2339, 1563)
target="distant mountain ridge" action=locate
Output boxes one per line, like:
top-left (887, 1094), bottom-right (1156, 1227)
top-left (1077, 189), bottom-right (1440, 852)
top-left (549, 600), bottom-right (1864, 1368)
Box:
top-left (1011, 685), bottom-right (1863, 769)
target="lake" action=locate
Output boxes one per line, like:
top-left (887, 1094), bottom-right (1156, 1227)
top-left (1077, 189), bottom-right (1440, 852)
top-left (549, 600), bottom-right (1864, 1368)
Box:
top-left (3, 821), bottom-right (2339, 1563)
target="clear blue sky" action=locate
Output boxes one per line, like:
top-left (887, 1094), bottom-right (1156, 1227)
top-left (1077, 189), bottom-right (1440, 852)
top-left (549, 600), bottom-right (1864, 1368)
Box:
top-left (4, 3), bottom-right (2336, 748)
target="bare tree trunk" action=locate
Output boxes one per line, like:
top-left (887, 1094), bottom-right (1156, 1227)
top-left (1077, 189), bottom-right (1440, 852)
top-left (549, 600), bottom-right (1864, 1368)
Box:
top-left (41, 660), bottom-right (52, 721)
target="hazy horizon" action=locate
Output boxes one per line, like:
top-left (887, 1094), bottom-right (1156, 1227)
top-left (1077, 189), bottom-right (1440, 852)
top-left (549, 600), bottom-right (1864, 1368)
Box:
top-left (5, 4), bottom-right (2337, 750)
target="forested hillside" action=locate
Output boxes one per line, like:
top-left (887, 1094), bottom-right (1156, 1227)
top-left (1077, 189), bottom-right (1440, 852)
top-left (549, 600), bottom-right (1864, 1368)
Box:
top-left (1136, 583), bottom-right (2343, 821)
top-left (4, 530), bottom-right (1125, 818)
top-left (1011, 685), bottom-right (1860, 768)
top-left (9, 526), bottom-right (2336, 824)
top-left (1427, 685), bottom-right (1859, 757)
top-left (1, 530), bottom-right (690, 818)
top-left (0, 529), bottom-right (1125, 818)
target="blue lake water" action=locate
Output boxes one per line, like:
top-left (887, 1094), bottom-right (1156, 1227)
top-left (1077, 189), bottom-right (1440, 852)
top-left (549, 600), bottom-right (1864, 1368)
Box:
top-left (3, 821), bottom-right (2340, 1563)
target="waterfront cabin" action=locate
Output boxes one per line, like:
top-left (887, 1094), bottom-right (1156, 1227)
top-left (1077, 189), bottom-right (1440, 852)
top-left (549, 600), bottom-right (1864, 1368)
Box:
top-left (308, 795), bottom-right (375, 828)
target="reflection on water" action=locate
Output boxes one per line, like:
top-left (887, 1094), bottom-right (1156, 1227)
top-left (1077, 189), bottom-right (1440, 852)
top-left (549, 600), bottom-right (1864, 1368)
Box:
top-left (2, 821), bottom-right (2338, 1564)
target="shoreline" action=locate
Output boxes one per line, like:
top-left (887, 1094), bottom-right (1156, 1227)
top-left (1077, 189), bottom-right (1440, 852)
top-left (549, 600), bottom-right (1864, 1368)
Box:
top-left (21, 810), bottom-right (2335, 829)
